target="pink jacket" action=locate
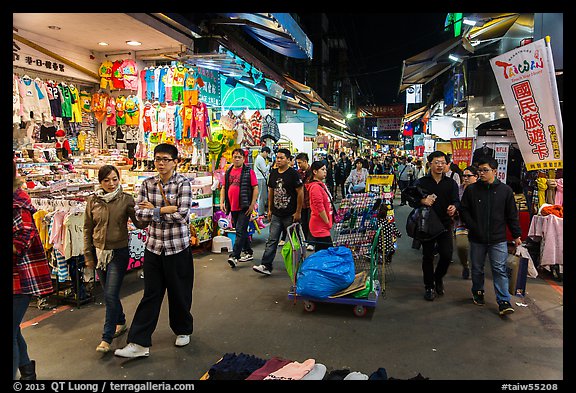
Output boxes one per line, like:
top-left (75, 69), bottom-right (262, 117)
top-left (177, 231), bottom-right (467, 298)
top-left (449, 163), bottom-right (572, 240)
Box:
top-left (306, 181), bottom-right (333, 237)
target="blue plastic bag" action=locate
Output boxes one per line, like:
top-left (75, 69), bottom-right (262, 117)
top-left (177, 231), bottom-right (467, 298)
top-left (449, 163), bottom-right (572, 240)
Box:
top-left (296, 246), bottom-right (356, 299)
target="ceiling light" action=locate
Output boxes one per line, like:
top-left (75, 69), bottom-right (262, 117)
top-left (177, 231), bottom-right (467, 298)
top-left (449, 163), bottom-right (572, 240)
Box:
top-left (448, 54), bottom-right (463, 63)
top-left (126, 41), bottom-right (142, 46)
top-left (98, 42), bottom-right (109, 46)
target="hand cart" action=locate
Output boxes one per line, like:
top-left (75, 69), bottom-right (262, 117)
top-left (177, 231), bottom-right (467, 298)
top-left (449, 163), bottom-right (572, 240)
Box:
top-left (286, 193), bottom-right (382, 317)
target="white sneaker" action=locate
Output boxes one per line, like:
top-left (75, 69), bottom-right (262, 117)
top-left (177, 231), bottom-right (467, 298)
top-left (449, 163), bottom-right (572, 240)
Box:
top-left (239, 252), bottom-right (254, 262)
top-left (114, 343), bottom-right (150, 358)
top-left (175, 335), bottom-right (190, 347)
top-left (252, 264), bottom-right (271, 276)
top-left (227, 256), bottom-right (238, 268)
top-left (278, 240), bottom-right (286, 246)
top-left (306, 244), bottom-right (315, 251)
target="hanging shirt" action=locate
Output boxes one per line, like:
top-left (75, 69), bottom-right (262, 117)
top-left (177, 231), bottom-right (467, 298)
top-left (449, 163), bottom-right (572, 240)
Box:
top-left (58, 83), bottom-right (73, 120)
top-left (145, 68), bottom-right (156, 100)
top-left (164, 66), bottom-right (174, 102)
top-left (158, 66), bottom-right (168, 102)
top-left (111, 60), bottom-right (125, 90)
top-left (68, 85), bottom-right (83, 123)
top-left (13, 74), bottom-right (22, 123)
top-left (174, 104), bottom-right (183, 141)
top-left (91, 92), bottom-right (107, 123)
top-left (99, 60), bottom-right (114, 89)
top-left (183, 70), bottom-right (198, 106)
top-left (142, 101), bottom-right (156, 133)
top-left (106, 96), bottom-right (116, 126)
top-left (154, 67), bottom-right (162, 101)
top-left (19, 77), bottom-right (42, 122)
top-left (124, 95), bottom-right (140, 126)
top-left (115, 95), bottom-right (126, 125)
top-left (121, 59), bottom-right (138, 90)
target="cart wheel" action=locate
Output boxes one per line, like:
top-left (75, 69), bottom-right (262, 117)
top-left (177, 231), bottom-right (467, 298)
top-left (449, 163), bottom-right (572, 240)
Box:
top-left (353, 305), bottom-right (367, 317)
top-left (303, 300), bottom-right (316, 312)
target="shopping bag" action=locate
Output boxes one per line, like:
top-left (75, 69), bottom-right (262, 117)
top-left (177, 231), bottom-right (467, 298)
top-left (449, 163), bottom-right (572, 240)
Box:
top-left (506, 254), bottom-right (529, 297)
top-left (281, 228), bottom-right (302, 284)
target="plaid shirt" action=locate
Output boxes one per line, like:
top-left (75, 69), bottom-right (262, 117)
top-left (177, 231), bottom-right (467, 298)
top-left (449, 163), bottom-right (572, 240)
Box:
top-left (135, 172), bottom-right (192, 256)
top-left (13, 189), bottom-right (53, 296)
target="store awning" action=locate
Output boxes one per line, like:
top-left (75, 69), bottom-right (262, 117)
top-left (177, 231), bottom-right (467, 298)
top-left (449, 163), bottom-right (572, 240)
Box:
top-left (216, 13), bottom-right (313, 60)
top-left (464, 13), bottom-right (521, 50)
top-left (402, 105), bottom-right (429, 123)
top-left (399, 36), bottom-right (463, 93)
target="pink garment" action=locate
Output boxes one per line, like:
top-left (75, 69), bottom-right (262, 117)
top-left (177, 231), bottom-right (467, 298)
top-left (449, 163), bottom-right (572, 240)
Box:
top-left (264, 359), bottom-right (315, 380)
top-left (528, 214), bottom-right (563, 266)
top-left (49, 211), bottom-right (67, 255)
top-left (245, 357), bottom-right (292, 380)
top-left (306, 181), bottom-right (333, 237)
top-left (554, 178), bottom-right (563, 205)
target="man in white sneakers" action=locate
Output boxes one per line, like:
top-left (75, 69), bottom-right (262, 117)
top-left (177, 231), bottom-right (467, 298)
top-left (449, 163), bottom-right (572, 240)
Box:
top-left (114, 143), bottom-right (194, 358)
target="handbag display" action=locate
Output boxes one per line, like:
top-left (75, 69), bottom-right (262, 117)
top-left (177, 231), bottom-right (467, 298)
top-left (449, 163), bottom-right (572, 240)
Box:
top-left (261, 114), bottom-right (281, 142)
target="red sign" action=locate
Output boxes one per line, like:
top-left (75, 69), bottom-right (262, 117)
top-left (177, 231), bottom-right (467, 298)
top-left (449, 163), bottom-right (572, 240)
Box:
top-left (450, 137), bottom-right (473, 171)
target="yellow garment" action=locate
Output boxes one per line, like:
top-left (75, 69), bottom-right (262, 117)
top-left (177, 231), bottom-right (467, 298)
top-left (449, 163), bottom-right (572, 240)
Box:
top-left (77, 131), bottom-right (87, 151)
top-left (33, 209), bottom-right (50, 250)
top-left (536, 177), bottom-right (548, 209)
top-left (68, 85), bottom-right (83, 123)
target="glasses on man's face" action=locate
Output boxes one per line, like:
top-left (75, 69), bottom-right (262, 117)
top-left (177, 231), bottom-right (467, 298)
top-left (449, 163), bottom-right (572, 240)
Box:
top-left (477, 168), bottom-right (493, 173)
top-left (154, 157), bottom-right (174, 163)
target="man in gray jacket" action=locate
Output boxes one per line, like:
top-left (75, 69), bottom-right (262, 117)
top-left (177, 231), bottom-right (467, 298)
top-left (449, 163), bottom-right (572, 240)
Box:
top-left (460, 157), bottom-right (522, 316)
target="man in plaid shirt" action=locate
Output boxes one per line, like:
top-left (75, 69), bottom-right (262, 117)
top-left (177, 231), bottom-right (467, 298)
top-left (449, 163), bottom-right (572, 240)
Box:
top-left (115, 143), bottom-right (194, 358)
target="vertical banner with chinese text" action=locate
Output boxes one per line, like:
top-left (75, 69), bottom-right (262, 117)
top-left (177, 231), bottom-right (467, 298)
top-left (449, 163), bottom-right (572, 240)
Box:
top-left (494, 144), bottom-right (509, 184)
top-left (489, 37), bottom-right (563, 171)
top-left (450, 137), bottom-right (473, 171)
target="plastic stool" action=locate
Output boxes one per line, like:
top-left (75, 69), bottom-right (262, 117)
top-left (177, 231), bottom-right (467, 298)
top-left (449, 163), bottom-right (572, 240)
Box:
top-left (212, 235), bottom-right (232, 253)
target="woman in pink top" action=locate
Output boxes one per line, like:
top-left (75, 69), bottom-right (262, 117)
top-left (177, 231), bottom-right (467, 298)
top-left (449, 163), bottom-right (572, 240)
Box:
top-left (305, 161), bottom-right (334, 251)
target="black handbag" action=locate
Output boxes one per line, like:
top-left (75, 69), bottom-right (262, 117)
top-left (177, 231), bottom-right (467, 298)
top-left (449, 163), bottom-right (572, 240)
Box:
top-left (406, 206), bottom-right (447, 242)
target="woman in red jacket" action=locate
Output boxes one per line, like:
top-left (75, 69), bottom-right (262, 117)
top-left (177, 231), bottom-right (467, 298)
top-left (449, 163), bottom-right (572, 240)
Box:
top-left (13, 161), bottom-right (53, 380)
top-left (305, 161), bottom-right (334, 251)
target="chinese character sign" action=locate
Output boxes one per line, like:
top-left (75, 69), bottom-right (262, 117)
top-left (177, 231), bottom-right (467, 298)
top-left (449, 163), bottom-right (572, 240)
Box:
top-left (494, 144), bottom-right (509, 184)
top-left (490, 37), bottom-right (563, 171)
top-left (450, 137), bottom-right (473, 171)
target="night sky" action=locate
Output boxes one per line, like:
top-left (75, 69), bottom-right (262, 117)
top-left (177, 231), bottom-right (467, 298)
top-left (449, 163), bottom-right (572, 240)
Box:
top-left (327, 13), bottom-right (452, 105)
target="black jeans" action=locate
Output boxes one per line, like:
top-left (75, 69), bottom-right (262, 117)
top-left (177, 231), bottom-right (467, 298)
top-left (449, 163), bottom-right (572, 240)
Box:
top-left (127, 247), bottom-right (194, 347)
top-left (301, 208), bottom-right (311, 242)
top-left (231, 208), bottom-right (253, 258)
top-left (398, 180), bottom-right (410, 204)
top-left (311, 235), bottom-right (333, 251)
top-left (421, 229), bottom-right (453, 290)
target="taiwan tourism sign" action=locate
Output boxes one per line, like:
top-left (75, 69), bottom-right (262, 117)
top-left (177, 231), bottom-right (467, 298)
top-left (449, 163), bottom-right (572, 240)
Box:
top-left (490, 37), bottom-right (563, 171)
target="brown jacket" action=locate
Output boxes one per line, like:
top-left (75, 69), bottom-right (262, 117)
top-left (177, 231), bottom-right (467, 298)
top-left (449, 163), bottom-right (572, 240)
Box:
top-left (83, 192), bottom-right (148, 264)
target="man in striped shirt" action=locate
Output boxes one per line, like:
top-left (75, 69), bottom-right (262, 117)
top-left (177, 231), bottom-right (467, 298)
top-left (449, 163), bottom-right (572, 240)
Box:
top-left (115, 143), bottom-right (194, 358)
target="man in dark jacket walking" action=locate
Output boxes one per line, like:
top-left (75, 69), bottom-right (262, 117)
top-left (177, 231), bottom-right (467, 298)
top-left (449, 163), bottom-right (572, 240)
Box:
top-left (410, 151), bottom-right (460, 301)
top-left (220, 148), bottom-right (259, 268)
top-left (460, 157), bottom-right (522, 316)
top-left (335, 152), bottom-right (351, 200)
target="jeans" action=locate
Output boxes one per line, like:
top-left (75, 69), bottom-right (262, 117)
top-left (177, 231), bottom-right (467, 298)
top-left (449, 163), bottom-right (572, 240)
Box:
top-left (13, 294), bottom-right (32, 379)
top-left (469, 241), bottom-right (511, 304)
top-left (455, 233), bottom-right (470, 269)
top-left (95, 247), bottom-right (129, 343)
top-left (127, 247), bottom-right (194, 347)
top-left (257, 178), bottom-right (268, 215)
top-left (311, 235), bottom-right (333, 251)
top-left (301, 208), bottom-right (311, 242)
top-left (231, 208), bottom-right (253, 259)
top-left (421, 229), bottom-right (453, 290)
top-left (260, 214), bottom-right (294, 271)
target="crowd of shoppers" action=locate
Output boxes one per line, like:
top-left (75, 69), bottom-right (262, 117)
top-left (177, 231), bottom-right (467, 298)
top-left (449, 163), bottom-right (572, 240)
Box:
top-left (12, 143), bottom-right (526, 378)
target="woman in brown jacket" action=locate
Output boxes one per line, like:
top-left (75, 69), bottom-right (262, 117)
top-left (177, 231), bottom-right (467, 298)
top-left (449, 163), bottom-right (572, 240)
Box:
top-left (84, 165), bottom-right (148, 353)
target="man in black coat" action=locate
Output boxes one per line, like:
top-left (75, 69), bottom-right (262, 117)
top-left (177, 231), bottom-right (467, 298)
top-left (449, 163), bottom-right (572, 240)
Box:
top-left (411, 151), bottom-right (460, 301)
top-left (460, 156), bottom-right (522, 316)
